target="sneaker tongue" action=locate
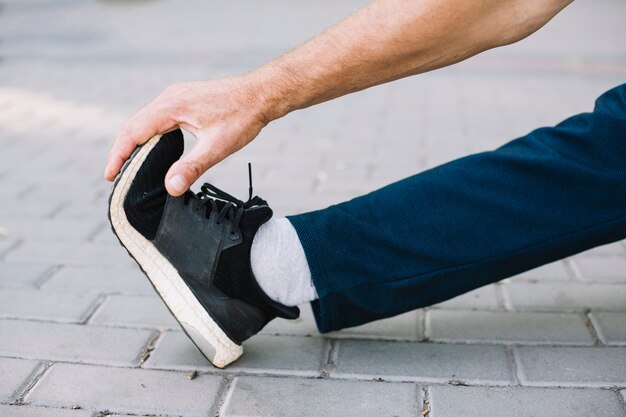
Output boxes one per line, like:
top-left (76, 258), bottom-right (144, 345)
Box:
top-left (241, 205), bottom-right (272, 230)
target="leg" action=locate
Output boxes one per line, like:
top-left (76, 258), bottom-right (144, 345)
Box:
top-left (287, 84), bottom-right (626, 332)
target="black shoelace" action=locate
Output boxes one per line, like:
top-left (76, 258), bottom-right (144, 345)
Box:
top-left (183, 163), bottom-right (266, 235)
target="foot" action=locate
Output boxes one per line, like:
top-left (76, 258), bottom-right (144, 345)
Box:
top-left (108, 129), bottom-right (299, 368)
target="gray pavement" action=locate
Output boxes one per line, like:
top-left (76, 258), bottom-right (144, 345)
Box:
top-left (0, 0), bottom-right (625, 416)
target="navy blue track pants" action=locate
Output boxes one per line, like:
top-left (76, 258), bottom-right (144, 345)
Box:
top-left (288, 84), bottom-right (626, 333)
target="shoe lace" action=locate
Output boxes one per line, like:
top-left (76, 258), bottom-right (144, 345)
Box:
top-left (183, 163), bottom-right (266, 235)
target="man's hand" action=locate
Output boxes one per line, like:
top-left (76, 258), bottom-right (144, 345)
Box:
top-left (104, 77), bottom-right (274, 196)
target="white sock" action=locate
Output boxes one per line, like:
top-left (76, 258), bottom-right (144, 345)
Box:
top-left (250, 218), bottom-right (318, 306)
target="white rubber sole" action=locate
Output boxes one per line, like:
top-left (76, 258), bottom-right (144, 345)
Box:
top-left (108, 135), bottom-right (243, 368)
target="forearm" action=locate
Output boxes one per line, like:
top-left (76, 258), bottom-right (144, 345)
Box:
top-left (104, 0), bottom-right (572, 192)
top-left (250, 0), bottom-right (572, 121)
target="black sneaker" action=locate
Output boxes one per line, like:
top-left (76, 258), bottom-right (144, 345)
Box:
top-left (108, 129), bottom-right (299, 368)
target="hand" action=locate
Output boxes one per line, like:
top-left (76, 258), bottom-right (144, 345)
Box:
top-left (104, 76), bottom-right (273, 196)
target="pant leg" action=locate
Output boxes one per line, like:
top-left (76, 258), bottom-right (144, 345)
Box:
top-left (287, 83), bottom-right (626, 333)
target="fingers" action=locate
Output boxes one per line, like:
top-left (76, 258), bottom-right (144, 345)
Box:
top-left (104, 101), bottom-right (176, 181)
top-left (106, 79), bottom-right (265, 192)
top-left (164, 136), bottom-right (222, 196)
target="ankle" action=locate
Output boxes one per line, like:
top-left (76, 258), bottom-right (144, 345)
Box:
top-left (251, 218), bottom-right (318, 306)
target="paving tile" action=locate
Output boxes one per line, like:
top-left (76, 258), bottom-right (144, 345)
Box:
top-left (6, 242), bottom-right (135, 267)
top-left (427, 310), bottom-right (593, 345)
top-left (0, 320), bottom-right (152, 366)
top-left (326, 310), bottom-right (423, 341)
top-left (504, 283), bottom-right (626, 312)
top-left (26, 363), bottom-right (222, 417)
top-left (0, 263), bottom-right (51, 288)
top-left (42, 266), bottom-right (153, 294)
top-left (227, 335), bottom-right (326, 376)
top-left (508, 261), bottom-right (572, 282)
top-left (0, 405), bottom-right (94, 417)
top-left (589, 312), bottom-right (626, 345)
top-left (432, 285), bottom-right (501, 310)
top-left (0, 357), bottom-right (41, 402)
top-left (0, 201), bottom-right (61, 218)
top-left (52, 201), bottom-right (108, 222)
top-left (574, 257), bottom-right (626, 283)
top-left (221, 376), bottom-right (420, 417)
top-left (19, 184), bottom-right (107, 208)
top-left (516, 346), bottom-right (626, 387)
top-left (0, 239), bottom-right (18, 257)
top-left (334, 340), bottom-right (511, 384)
top-left (430, 385), bottom-right (626, 417)
top-left (89, 295), bottom-right (178, 329)
top-left (92, 228), bottom-right (123, 246)
top-left (145, 332), bottom-right (325, 376)
top-left (576, 242), bottom-right (626, 257)
top-left (0, 288), bottom-right (99, 323)
top-left (0, 219), bottom-right (98, 242)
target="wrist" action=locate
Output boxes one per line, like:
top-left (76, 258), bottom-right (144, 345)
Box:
top-left (241, 63), bottom-right (305, 124)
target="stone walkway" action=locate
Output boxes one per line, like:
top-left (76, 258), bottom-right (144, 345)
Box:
top-left (0, 0), bottom-right (625, 416)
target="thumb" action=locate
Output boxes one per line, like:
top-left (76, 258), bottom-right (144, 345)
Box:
top-left (165, 138), bottom-right (219, 196)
